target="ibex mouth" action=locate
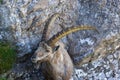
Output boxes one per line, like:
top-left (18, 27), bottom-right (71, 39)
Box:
top-left (34, 62), bottom-right (41, 69)
top-left (31, 57), bottom-right (38, 63)
top-left (31, 57), bottom-right (42, 69)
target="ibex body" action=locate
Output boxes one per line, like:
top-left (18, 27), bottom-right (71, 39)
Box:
top-left (32, 42), bottom-right (73, 80)
top-left (31, 13), bottom-right (98, 80)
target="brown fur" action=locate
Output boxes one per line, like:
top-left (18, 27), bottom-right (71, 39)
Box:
top-left (31, 42), bottom-right (73, 80)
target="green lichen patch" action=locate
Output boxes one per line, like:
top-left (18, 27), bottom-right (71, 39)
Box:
top-left (0, 41), bottom-right (16, 74)
top-left (0, 77), bottom-right (7, 80)
top-left (0, 0), bottom-right (2, 4)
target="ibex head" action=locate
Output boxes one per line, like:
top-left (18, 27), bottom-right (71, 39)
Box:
top-left (31, 42), bottom-right (59, 63)
top-left (31, 13), bottom-right (60, 68)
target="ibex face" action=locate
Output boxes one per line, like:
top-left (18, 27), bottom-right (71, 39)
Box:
top-left (31, 42), bottom-right (52, 63)
top-left (31, 42), bottom-right (59, 68)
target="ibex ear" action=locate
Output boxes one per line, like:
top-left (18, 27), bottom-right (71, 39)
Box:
top-left (53, 45), bottom-right (60, 52)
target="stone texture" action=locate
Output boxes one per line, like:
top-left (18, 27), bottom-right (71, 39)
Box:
top-left (0, 0), bottom-right (120, 80)
top-left (74, 50), bottom-right (120, 80)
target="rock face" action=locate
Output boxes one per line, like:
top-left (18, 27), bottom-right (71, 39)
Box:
top-left (0, 0), bottom-right (120, 80)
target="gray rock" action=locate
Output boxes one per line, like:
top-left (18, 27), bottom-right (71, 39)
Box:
top-left (0, 0), bottom-right (120, 80)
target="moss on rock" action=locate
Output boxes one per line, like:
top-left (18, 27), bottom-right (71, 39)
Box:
top-left (0, 77), bottom-right (7, 80)
top-left (0, 41), bottom-right (16, 74)
top-left (0, 0), bottom-right (2, 4)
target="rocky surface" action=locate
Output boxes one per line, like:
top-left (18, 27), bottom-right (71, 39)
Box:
top-left (75, 50), bottom-right (120, 80)
top-left (0, 0), bottom-right (120, 80)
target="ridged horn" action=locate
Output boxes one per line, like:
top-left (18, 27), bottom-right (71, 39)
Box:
top-left (41, 13), bottom-right (60, 41)
top-left (47, 25), bottom-right (99, 47)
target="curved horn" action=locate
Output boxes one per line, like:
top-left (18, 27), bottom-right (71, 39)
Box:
top-left (47, 25), bottom-right (99, 47)
top-left (41, 13), bottom-right (60, 41)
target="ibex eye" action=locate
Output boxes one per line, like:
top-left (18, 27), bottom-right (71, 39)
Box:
top-left (46, 49), bottom-right (50, 52)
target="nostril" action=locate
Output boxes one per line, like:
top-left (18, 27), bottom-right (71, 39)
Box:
top-left (31, 57), bottom-right (36, 63)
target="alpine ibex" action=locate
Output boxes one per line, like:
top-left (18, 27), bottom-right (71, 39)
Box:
top-left (31, 13), bottom-right (98, 80)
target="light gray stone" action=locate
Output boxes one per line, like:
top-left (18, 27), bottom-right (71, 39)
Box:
top-left (0, 0), bottom-right (120, 80)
